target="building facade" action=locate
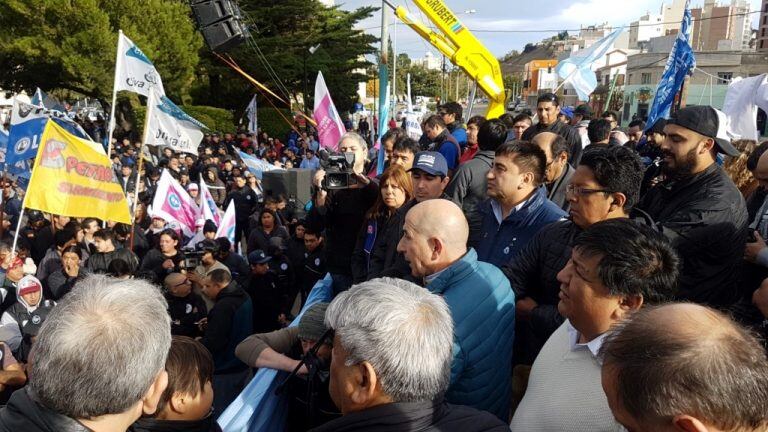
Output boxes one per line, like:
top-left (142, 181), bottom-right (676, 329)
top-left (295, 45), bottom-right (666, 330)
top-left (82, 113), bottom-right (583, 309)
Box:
top-left (759, 0), bottom-right (768, 51)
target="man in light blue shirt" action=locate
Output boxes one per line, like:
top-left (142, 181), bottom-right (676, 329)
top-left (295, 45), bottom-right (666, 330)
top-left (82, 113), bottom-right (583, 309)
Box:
top-left (299, 148), bottom-right (321, 171)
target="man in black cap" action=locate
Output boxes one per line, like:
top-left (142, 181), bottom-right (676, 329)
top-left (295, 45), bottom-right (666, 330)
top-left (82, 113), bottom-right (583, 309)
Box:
top-left (215, 237), bottom-right (250, 288)
top-left (638, 105), bottom-right (748, 308)
top-left (246, 250), bottom-right (286, 333)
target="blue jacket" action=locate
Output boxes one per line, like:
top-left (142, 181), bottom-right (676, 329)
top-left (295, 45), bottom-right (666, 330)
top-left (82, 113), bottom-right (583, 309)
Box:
top-left (476, 187), bottom-right (567, 268)
top-left (427, 248), bottom-right (516, 421)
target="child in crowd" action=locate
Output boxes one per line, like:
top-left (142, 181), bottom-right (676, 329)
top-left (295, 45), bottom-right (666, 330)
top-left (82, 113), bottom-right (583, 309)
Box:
top-left (129, 336), bottom-right (220, 432)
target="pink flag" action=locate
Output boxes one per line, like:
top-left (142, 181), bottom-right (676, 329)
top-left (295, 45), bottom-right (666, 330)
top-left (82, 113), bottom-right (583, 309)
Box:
top-left (215, 200), bottom-right (237, 250)
top-left (151, 170), bottom-right (200, 236)
top-left (198, 174), bottom-right (222, 226)
top-left (313, 71), bottom-right (345, 151)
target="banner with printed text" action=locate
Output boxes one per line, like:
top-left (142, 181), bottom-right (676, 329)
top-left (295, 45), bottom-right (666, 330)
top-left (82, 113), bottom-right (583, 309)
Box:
top-left (115, 33), bottom-right (165, 97)
top-left (25, 121), bottom-right (131, 223)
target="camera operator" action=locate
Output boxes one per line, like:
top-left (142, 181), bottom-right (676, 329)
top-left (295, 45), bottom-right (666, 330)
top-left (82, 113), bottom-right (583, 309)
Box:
top-left (308, 132), bottom-right (378, 295)
top-left (187, 239), bottom-right (231, 310)
top-left (235, 302), bottom-right (338, 431)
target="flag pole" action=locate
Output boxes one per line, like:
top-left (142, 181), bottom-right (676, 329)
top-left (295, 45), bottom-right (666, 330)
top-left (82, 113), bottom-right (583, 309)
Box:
top-left (130, 89), bottom-right (155, 252)
top-left (106, 29), bottom-right (124, 164)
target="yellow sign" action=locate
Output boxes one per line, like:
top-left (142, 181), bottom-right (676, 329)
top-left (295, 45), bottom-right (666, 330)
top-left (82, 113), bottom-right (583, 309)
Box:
top-left (24, 121), bottom-right (131, 223)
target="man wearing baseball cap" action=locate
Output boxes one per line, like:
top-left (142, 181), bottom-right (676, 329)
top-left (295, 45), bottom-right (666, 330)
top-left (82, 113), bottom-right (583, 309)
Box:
top-left (369, 152), bottom-right (452, 281)
top-left (638, 105), bottom-right (748, 308)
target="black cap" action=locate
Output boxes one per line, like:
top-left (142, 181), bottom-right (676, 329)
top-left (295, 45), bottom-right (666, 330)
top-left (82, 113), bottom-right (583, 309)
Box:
top-left (574, 104), bottom-right (593, 117)
top-left (248, 249), bottom-right (271, 265)
top-left (649, 118), bottom-right (667, 135)
top-left (667, 106), bottom-right (739, 157)
top-left (27, 210), bottom-right (44, 223)
top-left (203, 219), bottom-right (218, 234)
top-left (196, 239), bottom-right (219, 254)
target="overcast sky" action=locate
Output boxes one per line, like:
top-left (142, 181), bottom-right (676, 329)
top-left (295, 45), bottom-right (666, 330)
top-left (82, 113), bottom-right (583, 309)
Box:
top-left (336, 0), bottom-right (765, 59)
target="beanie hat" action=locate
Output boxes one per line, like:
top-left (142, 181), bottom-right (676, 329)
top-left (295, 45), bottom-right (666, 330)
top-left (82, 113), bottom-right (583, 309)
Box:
top-left (298, 302), bottom-right (330, 343)
top-left (203, 219), bottom-right (218, 234)
top-left (18, 275), bottom-right (42, 297)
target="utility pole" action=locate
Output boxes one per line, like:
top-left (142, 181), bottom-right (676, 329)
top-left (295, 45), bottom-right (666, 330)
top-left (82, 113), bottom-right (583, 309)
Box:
top-left (379, 0), bottom-right (389, 138)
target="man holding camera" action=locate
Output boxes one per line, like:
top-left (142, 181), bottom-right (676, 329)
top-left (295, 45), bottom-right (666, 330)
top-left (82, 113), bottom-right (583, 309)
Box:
top-left (308, 132), bottom-right (378, 295)
top-left (188, 239), bottom-right (230, 309)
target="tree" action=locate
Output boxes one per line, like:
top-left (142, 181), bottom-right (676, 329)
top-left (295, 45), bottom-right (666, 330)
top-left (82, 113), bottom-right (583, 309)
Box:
top-left (192, 0), bottom-right (378, 115)
top-left (0, 0), bottom-right (202, 103)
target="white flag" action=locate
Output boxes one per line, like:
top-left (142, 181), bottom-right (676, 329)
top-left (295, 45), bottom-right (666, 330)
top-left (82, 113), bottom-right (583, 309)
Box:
top-left (246, 95), bottom-right (258, 134)
top-left (144, 88), bottom-right (205, 155)
top-left (115, 33), bottom-right (165, 97)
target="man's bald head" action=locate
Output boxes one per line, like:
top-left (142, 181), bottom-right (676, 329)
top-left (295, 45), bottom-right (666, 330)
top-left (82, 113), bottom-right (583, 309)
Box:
top-left (407, 199), bottom-right (468, 251)
top-left (163, 272), bottom-right (186, 290)
top-left (397, 200), bottom-right (469, 278)
top-left (754, 150), bottom-right (768, 188)
top-left (600, 303), bottom-right (768, 432)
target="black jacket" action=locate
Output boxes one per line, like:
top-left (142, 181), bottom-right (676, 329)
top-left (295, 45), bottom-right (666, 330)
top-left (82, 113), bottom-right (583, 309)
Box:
top-left (200, 281), bottom-right (253, 374)
top-left (521, 120), bottom-right (583, 166)
top-left (138, 249), bottom-right (185, 284)
top-left (545, 163), bottom-right (574, 212)
top-left (86, 248), bottom-right (139, 274)
top-left (129, 415), bottom-right (221, 432)
top-left (220, 252), bottom-right (251, 288)
top-left (367, 200), bottom-right (418, 280)
top-left (167, 292), bottom-right (208, 338)
top-left (307, 182), bottom-right (378, 276)
top-left (639, 163), bottom-right (748, 307)
top-left (47, 268), bottom-right (90, 301)
top-left (309, 400), bottom-right (508, 432)
top-left (0, 387), bottom-right (91, 432)
top-left (226, 187), bottom-right (259, 222)
top-left (445, 150), bottom-right (494, 248)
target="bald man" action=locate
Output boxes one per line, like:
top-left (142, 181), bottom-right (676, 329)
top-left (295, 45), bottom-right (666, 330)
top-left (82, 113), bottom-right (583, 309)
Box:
top-left (396, 199), bottom-right (516, 421)
top-left (532, 132), bottom-right (574, 210)
top-left (601, 303), bottom-right (768, 432)
top-left (163, 272), bottom-right (207, 337)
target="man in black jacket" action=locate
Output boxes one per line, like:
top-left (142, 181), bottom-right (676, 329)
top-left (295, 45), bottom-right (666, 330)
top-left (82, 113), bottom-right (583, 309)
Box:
top-left (503, 146), bottom-right (644, 367)
top-left (638, 106), bottom-right (748, 308)
top-left (532, 132), bottom-right (574, 211)
top-left (308, 132), bottom-right (378, 294)
top-left (163, 273), bottom-right (207, 338)
top-left (86, 228), bottom-right (139, 274)
top-left (445, 119), bottom-right (508, 248)
top-left (311, 278), bottom-right (507, 432)
top-left (200, 269), bottom-right (253, 418)
top-left (521, 93), bottom-right (583, 166)
top-left (225, 174), bottom-right (259, 248)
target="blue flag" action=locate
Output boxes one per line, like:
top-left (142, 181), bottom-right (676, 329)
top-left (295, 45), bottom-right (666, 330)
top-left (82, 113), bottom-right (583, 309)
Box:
top-left (645, 3), bottom-right (696, 129)
top-left (6, 99), bottom-right (89, 175)
top-left (237, 149), bottom-right (284, 179)
top-left (0, 129), bottom-right (8, 166)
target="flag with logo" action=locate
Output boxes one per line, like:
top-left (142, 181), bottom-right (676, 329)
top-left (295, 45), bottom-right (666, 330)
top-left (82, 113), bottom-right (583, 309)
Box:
top-left (646, 2), bottom-right (695, 129)
top-left (0, 129), bottom-right (8, 165)
top-left (313, 71), bottom-right (346, 151)
top-left (31, 88), bottom-right (67, 112)
top-left (215, 200), bottom-right (236, 249)
top-left (24, 121), bottom-right (131, 223)
top-left (151, 169), bottom-right (199, 236)
top-left (199, 174), bottom-right (222, 226)
top-left (555, 27), bottom-right (624, 101)
top-left (6, 99), bottom-right (93, 175)
top-left (237, 150), bottom-right (283, 180)
top-left (115, 32), bottom-right (165, 97)
top-left (246, 95), bottom-right (258, 134)
top-left (144, 88), bottom-right (205, 155)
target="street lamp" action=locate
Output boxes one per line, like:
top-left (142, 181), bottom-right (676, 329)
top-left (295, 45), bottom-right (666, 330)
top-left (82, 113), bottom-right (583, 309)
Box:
top-left (304, 44), bottom-right (321, 111)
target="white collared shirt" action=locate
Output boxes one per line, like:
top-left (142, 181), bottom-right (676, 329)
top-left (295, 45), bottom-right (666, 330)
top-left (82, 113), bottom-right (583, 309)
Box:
top-left (567, 321), bottom-right (608, 363)
top-left (490, 195), bottom-right (532, 225)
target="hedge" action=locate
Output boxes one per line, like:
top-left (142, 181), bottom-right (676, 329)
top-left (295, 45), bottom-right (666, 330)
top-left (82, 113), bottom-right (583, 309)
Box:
top-left (133, 104), bottom-right (235, 137)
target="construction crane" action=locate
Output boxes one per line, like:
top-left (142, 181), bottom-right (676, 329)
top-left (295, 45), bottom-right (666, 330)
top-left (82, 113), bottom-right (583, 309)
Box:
top-left (388, 0), bottom-right (505, 119)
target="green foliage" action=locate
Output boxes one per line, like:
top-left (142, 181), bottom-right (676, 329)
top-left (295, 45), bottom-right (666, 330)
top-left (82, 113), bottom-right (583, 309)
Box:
top-left (256, 108), bottom-right (294, 138)
top-left (0, 0), bottom-right (202, 102)
top-left (191, 0), bottom-right (378, 114)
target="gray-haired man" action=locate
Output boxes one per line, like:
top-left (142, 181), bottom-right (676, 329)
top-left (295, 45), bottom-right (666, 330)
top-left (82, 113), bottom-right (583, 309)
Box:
top-left (310, 277), bottom-right (508, 432)
top-left (0, 275), bottom-right (171, 432)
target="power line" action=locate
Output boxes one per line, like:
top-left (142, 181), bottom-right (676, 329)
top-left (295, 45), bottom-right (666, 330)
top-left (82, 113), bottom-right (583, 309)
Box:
top-left (363, 8), bottom-right (761, 34)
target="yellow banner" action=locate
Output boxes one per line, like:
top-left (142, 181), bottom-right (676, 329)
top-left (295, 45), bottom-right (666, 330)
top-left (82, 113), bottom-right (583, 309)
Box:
top-left (24, 121), bottom-right (131, 224)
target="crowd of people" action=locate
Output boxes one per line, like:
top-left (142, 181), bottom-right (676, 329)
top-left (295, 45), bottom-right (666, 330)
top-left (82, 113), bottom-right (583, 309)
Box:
top-left (0, 92), bottom-right (766, 432)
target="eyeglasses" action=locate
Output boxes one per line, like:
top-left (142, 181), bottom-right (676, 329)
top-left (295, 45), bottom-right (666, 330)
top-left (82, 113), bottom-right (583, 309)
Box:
top-left (438, 111), bottom-right (448, 116)
top-left (566, 184), bottom-right (613, 197)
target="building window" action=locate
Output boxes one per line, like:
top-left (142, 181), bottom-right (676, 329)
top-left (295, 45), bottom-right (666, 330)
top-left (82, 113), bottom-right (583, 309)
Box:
top-left (717, 72), bottom-right (733, 85)
top-left (628, 73), bottom-right (633, 85)
top-left (641, 73), bottom-right (652, 84)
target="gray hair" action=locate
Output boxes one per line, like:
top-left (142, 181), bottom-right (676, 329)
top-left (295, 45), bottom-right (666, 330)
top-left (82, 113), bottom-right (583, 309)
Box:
top-left (30, 275), bottom-right (171, 418)
top-left (325, 277), bottom-right (453, 402)
top-left (338, 131), bottom-right (368, 152)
